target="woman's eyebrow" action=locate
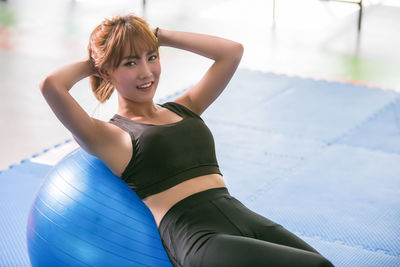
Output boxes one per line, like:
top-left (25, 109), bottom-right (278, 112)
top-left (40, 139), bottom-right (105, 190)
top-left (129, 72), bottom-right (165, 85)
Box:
top-left (123, 55), bottom-right (140, 60)
top-left (123, 51), bottom-right (157, 60)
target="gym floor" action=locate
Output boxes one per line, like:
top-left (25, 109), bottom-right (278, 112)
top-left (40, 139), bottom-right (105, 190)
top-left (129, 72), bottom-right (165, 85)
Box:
top-left (1, 0), bottom-right (400, 170)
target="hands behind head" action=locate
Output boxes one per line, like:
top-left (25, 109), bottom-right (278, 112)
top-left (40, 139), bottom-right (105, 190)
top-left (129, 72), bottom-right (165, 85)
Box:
top-left (87, 58), bottom-right (101, 78)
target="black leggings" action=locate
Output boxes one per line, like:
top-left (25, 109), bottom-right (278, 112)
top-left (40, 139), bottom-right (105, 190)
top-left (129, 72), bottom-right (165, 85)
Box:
top-left (158, 187), bottom-right (333, 267)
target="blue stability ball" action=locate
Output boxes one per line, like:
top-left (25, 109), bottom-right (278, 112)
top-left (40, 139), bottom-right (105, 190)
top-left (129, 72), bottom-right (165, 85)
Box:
top-left (27, 148), bottom-right (172, 267)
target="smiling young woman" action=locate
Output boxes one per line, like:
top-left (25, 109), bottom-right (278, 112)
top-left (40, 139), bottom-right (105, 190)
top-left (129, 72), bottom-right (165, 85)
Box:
top-left (40, 14), bottom-right (333, 267)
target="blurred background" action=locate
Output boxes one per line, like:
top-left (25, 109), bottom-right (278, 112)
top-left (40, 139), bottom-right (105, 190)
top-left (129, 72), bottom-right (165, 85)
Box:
top-left (1, 0), bottom-right (399, 170)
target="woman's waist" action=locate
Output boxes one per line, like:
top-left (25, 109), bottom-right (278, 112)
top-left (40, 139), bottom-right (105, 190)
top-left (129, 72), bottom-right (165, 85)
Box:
top-left (142, 173), bottom-right (226, 227)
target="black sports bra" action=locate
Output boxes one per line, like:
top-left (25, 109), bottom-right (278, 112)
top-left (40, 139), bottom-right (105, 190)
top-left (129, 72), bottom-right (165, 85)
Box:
top-left (109, 102), bottom-right (222, 199)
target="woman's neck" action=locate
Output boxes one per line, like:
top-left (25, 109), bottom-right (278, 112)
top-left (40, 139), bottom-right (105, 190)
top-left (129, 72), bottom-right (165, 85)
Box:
top-left (117, 97), bottom-right (160, 119)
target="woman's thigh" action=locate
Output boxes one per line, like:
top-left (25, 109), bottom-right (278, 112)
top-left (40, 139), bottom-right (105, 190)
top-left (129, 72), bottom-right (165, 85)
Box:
top-left (210, 195), bottom-right (319, 253)
top-left (192, 234), bottom-right (333, 267)
top-left (160, 188), bottom-right (332, 266)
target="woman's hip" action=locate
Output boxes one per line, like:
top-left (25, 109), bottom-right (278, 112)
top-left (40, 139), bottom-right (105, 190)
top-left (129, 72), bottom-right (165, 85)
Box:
top-left (158, 187), bottom-right (282, 265)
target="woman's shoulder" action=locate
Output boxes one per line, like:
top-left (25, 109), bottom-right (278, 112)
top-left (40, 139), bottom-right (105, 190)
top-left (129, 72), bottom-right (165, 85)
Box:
top-left (162, 101), bottom-right (202, 120)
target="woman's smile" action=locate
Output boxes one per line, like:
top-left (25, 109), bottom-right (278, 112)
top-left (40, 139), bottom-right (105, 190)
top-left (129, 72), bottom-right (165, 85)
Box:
top-left (136, 81), bottom-right (154, 91)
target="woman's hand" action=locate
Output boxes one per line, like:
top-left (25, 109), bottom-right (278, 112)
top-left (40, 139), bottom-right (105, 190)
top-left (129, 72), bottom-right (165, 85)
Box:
top-left (87, 58), bottom-right (102, 78)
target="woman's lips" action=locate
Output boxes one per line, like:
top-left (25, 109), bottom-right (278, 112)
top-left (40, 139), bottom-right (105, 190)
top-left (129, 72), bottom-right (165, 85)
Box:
top-left (136, 82), bottom-right (153, 91)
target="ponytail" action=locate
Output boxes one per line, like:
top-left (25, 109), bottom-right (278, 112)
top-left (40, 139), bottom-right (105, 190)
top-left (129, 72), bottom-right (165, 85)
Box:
top-left (89, 75), bottom-right (115, 103)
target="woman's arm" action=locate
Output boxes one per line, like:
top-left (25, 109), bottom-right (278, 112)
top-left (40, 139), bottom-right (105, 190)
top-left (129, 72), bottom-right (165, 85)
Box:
top-left (39, 60), bottom-right (130, 166)
top-left (157, 29), bottom-right (243, 115)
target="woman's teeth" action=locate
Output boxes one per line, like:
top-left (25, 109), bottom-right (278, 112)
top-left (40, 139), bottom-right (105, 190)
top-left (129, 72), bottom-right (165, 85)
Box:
top-left (137, 82), bottom-right (152, 89)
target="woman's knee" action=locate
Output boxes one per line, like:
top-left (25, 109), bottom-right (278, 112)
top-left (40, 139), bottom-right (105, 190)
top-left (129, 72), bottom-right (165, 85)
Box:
top-left (313, 255), bottom-right (334, 267)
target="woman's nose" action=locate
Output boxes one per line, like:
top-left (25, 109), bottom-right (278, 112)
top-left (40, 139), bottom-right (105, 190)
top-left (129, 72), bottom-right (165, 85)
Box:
top-left (138, 62), bottom-right (152, 79)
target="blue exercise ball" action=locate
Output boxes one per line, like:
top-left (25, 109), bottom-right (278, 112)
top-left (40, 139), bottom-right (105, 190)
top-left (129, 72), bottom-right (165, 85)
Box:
top-left (27, 148), bottom-right (172, 267)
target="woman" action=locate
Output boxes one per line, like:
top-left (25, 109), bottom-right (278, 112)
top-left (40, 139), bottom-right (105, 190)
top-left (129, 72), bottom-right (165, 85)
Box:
top-left (40, 14), bottom-right (333, 267)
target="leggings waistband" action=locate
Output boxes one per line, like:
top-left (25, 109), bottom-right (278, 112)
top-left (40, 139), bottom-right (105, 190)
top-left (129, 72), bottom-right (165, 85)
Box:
top-left (158, 187), bottom-right (229, 235)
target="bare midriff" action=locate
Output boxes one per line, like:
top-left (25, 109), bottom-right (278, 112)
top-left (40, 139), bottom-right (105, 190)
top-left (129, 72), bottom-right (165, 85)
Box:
top-left (142, 173), bottom-right (226, 227)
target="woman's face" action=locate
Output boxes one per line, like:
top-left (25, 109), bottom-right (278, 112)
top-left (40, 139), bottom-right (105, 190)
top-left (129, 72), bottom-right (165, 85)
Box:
top-left (109, 45), bottom-right (161, 103)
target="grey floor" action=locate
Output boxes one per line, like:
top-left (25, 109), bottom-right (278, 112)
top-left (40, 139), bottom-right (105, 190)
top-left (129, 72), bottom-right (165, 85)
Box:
top-left (1, 0), bottom-right (400, 170)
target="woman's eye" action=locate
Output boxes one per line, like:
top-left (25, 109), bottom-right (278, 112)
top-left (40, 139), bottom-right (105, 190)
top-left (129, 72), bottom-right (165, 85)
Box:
top-left (124, 61), bottom-right (136, 67)
top-left (149, 55), bottom-right (157, 61)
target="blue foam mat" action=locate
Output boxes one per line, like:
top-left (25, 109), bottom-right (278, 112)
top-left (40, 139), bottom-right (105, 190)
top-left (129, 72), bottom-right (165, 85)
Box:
top-left (1, 161), bottom-right (52, 267)
top-left (1, 69), bottom-right (399, 266)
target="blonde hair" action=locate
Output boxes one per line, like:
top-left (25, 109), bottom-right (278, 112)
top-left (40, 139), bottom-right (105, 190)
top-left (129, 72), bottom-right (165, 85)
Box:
top-left (88, 14), bottom-right (159, 103)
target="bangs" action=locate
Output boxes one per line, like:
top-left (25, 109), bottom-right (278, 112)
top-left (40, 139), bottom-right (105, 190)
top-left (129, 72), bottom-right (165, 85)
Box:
top-left (125, 31), bottom-right (159, 60)
top-left (104, 15), bottom-right (159, 70)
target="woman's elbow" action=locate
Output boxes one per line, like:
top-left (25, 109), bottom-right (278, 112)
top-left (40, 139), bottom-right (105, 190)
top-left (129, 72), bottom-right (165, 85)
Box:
top-left (39, 78), bottom-right (46, 94)
top-left (235, 42), bottom-right (244, 56)
top-left (39, 76), bottom-right (56, 95)
top-left (231, 42), bottom-right (244, 62)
